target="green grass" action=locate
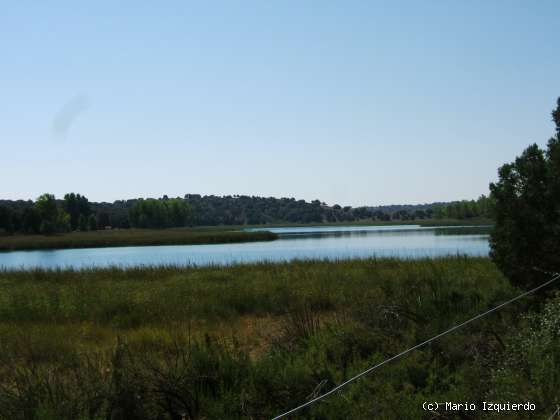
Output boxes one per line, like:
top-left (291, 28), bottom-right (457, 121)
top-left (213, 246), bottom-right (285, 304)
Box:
top-left (3, 257), bottom-right (555, 419)
top-left (0, 257), bottom-right (506, 326)
top-left (0, 227), bottom-right (278, 251)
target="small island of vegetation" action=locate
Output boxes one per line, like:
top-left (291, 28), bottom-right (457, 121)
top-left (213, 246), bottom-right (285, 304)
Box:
top-left (0, 228), bottom-right (278, 252)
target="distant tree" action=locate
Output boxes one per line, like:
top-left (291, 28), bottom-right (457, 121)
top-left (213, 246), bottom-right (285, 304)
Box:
top-left (64, 193), bottom-right (90, 230)
top-left (414, 210), bottom-right (426, 219)
top-left (35, 194), bottom-right (59, 234)
top-left (1, 194), bottom-right (447, 232)
top-left (489, 98), bottom-right (560, 289)
top-left (64, 193), bottom-right (78, 229)
top-left (432, 196), bottom-right (493, 220)
top-left (78, 214), bottom-right (88, 231)
top-left (56, 211), bottom-right (71, 233)
top-left (22, 207), bottom-right (41, 234)
top-left (128, 198), bottom-right (192, 228)
top-left (97, 212), bottom-right (111, 229)
top-left (0, 205), bottom-right (15, 234)
top-left (167, 199), bottom-right (192, 227)
top-left (88, 214), bottom-right (97, 231)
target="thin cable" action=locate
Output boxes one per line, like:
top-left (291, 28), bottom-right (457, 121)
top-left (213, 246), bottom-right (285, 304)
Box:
top-left (272, 273), bottom-right (560, 419)
top-left (548, 405), bottom-right (560, 420)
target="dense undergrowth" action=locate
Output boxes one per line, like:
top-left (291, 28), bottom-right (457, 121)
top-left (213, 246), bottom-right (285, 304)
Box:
top-left (0, 257), bottom-right (558, 419)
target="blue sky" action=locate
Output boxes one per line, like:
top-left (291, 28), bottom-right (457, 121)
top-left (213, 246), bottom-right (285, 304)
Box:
top-left (2, 1), bottom-right (559, 206)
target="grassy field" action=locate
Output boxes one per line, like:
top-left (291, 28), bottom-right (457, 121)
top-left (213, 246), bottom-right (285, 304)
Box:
top-left (1, 257), bottom-right (556, 419)
top-left (0, 228), bottom-right (278, 252)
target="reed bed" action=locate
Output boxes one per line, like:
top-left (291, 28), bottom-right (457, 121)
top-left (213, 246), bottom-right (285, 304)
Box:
top-left (1, 257), bottom-right (555, 419)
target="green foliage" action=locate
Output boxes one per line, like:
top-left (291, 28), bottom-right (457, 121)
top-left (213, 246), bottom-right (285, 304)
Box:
top-left (56, 210), bottom-right (71, 233)
top-left (34, 194), bottom-right (59, 234)
top-left (31, 194), bottom-right (71, 235)
top-left (0, 205), bottom-right (15, 234)
top-left (22, 207), bottom-right (41, 234)
top-left (128, 198), bottom-right (193, 228)
top-left (78, 214), bottom-right (88, 231)
top-left (63, 193), bottom-right (91, 231)
top-left (1, 258), bottom-right (535, 418)
top-left (1, 193), bottom-right (494, 236)
top-left (433, 195), bottom-right (494, 220)
top-left (87, 214), bottom-right (97, 231)
top-left (488, 295), bottom-right (560, 409)
top-left (489, 98), bottom-right (560, 289)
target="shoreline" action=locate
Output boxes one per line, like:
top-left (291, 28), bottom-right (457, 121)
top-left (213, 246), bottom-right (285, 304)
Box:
top-left (0, 218), bottom-right (492, 252)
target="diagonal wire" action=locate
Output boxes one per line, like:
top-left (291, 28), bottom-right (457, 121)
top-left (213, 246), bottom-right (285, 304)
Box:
top-left (548, 405), bottom-right (560, 420)
top-left (272, 273), bottom-right (560, 419)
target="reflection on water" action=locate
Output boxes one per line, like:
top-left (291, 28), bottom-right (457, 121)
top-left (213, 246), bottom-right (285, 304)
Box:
top-left (247, 225), bottom-right (493, 239)
top-left (433, 226), bottom-right (493, 235)
top-left (247, 224), bottom-right (494, 236)
top-left (0, 225), bottom-right (491, 270)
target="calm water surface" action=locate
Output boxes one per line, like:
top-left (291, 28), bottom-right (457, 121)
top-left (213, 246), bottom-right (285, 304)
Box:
top-left (0, 225), bottom-right (491, 270)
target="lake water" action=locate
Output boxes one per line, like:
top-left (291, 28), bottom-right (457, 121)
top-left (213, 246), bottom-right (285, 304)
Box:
top-left (0, 225), bottom-right (491, 270)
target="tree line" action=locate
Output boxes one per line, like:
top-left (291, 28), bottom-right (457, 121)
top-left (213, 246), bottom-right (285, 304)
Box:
top-left (432, 195), bottom-right (494, 220)
top-left (0, 195), bottom-right (195, 235)
top-left (0, 193), bottom-right (495, 235)
top-left (0, 193), bottom-right (96, 235)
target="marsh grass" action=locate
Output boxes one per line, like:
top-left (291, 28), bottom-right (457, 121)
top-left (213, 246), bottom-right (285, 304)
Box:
top-left (0, 228), bottom-right (277, 252)
top-left (0, 257), bottom-right (545, 419)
